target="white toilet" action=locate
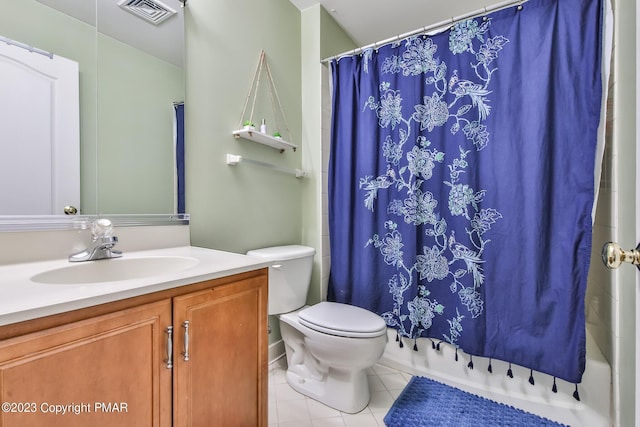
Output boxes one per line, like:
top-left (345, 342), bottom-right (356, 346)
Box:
top-left (247, 245), bottom-right (388, 413)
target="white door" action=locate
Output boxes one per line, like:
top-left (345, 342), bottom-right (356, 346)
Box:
top-left (0, 39), bottom-right (79, 215)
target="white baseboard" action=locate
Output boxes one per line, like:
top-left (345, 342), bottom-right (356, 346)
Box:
top-left (269, 339), bottom-right (285, 364)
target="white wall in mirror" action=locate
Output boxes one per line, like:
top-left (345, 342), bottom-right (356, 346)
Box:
top-left (38, 0), bottom-right (183, 67)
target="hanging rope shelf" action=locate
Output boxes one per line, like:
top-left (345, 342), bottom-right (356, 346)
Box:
top-left (233, 50), bottom-right (296, 153)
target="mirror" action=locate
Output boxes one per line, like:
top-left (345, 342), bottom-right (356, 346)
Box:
top-left (0, 0), bottom-right (184, 218)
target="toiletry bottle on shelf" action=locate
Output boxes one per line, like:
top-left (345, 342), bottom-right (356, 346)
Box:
top-left (260, 119), bottom-right (267, 134)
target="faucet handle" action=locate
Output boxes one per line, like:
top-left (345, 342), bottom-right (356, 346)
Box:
top-left (91, 218), bottom-right (114, 239)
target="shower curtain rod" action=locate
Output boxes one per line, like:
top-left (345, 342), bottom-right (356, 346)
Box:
top-left (321, 0), bottom-right (528, 64)
top-left (0, 35), bottom-right (53, 59)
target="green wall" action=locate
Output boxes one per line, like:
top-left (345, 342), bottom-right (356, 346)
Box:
top-left (300, 4), bottom-right (356, 307)
top-left (184, 0), bottom-right (302, 254)
top-left (184, 1), bottom-right (355, 345)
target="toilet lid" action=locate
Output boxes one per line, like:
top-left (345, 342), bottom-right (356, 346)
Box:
top-left (298, 302), bottom-right (387, 338)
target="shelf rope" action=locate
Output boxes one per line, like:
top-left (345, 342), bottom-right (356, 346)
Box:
top-left (237, 50), bottom-right (292, 144)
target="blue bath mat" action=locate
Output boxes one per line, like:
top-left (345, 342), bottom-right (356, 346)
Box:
top-left (384, 376), bottom-right (568, 427)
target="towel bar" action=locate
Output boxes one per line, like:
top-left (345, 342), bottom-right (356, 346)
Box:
top-left (226, 154), bottom-right (307, 179)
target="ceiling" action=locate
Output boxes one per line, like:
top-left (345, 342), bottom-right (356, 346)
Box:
top-left (36, 0), bottom-right (184, 67)
top-left (289, 0), bottom-right (501, 47)
top-left (34, 0), bottom-right (512, 68)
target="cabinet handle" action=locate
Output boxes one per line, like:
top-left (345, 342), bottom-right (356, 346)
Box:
top-left (182, 320), bottom-right (190, 361)
top-left (165, 326), bottom-right (173, 369)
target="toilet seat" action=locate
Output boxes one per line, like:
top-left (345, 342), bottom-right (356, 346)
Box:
top-left (298, 302), bottom-right (387, 338)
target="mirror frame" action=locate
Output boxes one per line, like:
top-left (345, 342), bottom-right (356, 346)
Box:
top-left (0, 214), bottom-right (190, 232)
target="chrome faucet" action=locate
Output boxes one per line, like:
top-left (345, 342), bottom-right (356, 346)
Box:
top-left (69, 219), bottom-right (123, 262)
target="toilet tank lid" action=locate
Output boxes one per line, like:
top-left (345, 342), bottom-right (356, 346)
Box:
top-left (247, 245), bottom-right (316, 261)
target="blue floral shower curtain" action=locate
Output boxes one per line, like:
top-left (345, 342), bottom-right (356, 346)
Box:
top-left (328, 0), bottom-right (605, 384)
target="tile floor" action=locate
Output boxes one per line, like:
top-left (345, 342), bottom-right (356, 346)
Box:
top-left (268, 358), bottom-right (411, 427)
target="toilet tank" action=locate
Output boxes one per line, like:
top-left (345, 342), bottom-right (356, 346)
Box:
top-left (246, 245), bottom-right (316, 315)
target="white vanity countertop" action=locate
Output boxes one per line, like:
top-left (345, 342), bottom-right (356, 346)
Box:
top-left (0, 246), bottom-right (270, 326)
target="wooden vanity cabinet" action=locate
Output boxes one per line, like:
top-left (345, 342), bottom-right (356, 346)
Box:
top-left (0, 300), bottom-right (172, 427)
top-left (173, 274), bottom-right (268, 426)
top-left (0, 269), bottom-right (268, 427)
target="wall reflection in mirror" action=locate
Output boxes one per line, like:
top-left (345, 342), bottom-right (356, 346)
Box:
top-left (0, 0), bottom-right (184, 218)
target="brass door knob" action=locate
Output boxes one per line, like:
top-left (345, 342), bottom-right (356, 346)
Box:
top-left (601, 242), bottom-right (640, 270)
top-left (63, 205), bottom-right (78, 215)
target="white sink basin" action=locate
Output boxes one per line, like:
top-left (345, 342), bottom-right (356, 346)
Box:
top-left (30, 256), bottom-right (199, 285)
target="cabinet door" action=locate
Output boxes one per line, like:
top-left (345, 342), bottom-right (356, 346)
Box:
top-left (173, 274), bottom-right (268, 427)
top-left (0, 300), bottom-right (172, 427)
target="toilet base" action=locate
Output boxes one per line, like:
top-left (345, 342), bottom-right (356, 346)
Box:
top-left (277, 306), bottom-right (388, 414)
top-left (285, 363), bottom-right (371, 414)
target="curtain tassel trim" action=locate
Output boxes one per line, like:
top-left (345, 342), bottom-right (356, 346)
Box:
top-left (396, 333), bottom-right (404, 348)
top-left (423, 338), bottom-right (443, 352)
top-left (393, 336), bottom-right (580, 398)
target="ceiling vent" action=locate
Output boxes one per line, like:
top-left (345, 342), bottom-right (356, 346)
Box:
top-left (118, 0), bottom-right (177, 25)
